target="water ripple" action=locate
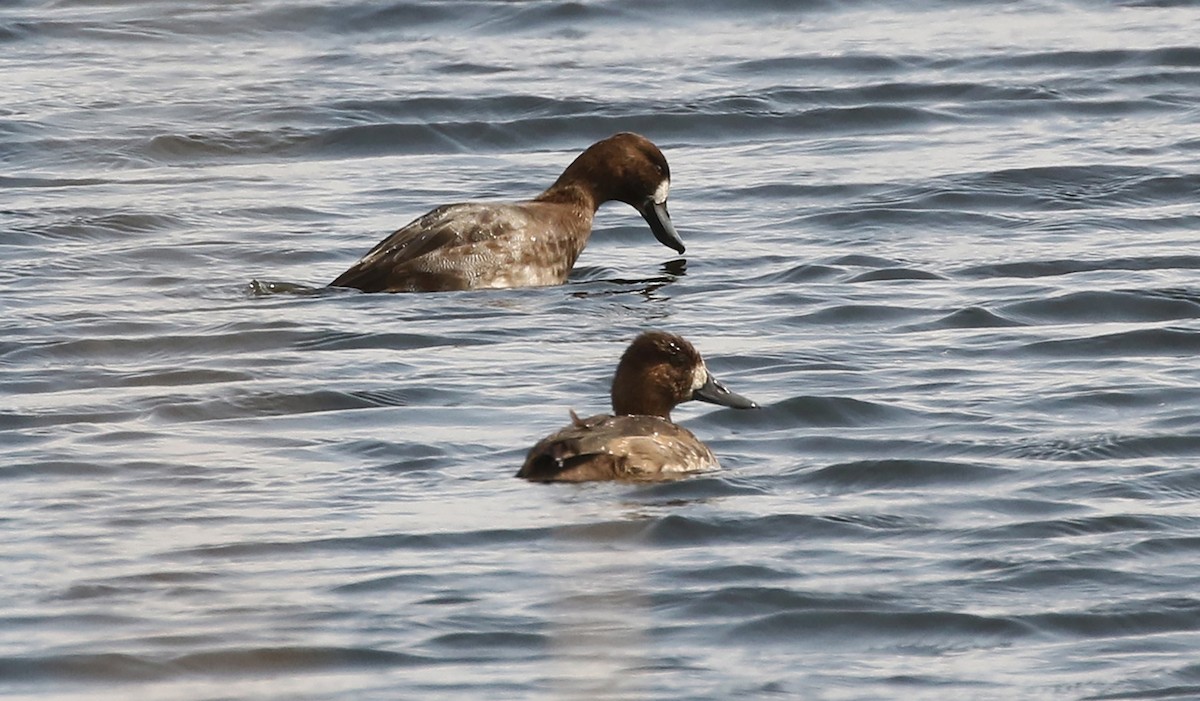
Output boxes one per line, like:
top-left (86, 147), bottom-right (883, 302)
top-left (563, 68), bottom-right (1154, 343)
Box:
top-left (5, 1), bottom-right (1200, 699)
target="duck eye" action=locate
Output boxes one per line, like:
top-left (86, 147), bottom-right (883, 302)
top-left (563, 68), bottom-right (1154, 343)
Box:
top-left (664, 342), bottom-right (691, 367)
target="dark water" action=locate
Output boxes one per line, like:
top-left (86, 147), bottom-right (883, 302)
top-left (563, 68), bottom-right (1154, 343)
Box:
top-left (4, 1), bottom-right (1200, 699)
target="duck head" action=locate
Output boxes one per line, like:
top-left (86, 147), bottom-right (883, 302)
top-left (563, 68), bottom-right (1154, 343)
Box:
top-left (611, 331), bottom-right (757, 421)
top-left (546, 132), bottom-right (685, 254)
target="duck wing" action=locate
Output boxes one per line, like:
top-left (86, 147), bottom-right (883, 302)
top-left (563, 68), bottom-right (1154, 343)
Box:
top-left (517, 414), bottom-right (716, 482)
top-left (329, 203), bottom-right (525, 292)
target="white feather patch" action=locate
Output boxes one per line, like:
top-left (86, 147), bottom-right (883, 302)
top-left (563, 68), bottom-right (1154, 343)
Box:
top-left (654, 179), bottom-right (670, 205)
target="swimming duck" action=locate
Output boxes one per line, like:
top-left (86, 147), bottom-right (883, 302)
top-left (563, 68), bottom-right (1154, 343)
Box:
top-left (329, 132), bottom-right (683, 293)
top-left (518, 331), bottom-right (757, 482)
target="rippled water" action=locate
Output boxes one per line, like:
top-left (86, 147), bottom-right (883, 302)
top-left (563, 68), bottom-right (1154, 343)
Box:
top-left (4, 1), bottom-right (1200, 699)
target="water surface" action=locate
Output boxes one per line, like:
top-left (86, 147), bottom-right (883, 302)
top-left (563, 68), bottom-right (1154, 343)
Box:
top-left (4, 1), bottom-right (1200, 699)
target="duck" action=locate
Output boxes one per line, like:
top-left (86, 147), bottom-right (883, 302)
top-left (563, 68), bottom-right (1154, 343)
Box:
top-left (328, 132), bottom-right (684, 293)
top-left (517, 331), bottom-right (757, 482)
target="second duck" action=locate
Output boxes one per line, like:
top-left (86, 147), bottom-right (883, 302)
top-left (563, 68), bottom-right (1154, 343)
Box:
top-left (518, 331), bottom-right (757, 482)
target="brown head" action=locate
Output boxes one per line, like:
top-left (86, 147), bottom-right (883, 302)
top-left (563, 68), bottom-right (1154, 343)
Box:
top-left (537, 132), bottom-right (685, 254)
top-left (610, 331), bottom-right (757, 421)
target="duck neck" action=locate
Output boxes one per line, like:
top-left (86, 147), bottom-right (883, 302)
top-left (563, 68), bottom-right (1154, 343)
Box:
top-left (534, 181), bottom-right (599, 212)
top-left (611, 385), bottom-right (673, 420)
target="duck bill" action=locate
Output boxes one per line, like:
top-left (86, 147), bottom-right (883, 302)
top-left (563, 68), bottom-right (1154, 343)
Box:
top-left (640, 200), bottom-right (685, 255)
top-left (694, 373), bottom-right (757, 409)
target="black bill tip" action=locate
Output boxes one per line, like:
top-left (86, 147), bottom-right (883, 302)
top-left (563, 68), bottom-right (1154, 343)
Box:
top-left (641, 200), bottom-right (685, 254)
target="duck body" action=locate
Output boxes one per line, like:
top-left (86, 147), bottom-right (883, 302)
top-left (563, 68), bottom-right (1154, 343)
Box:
top-left (518, 331), bottom-right (757, 483)
top-left (520, 412), bottom-right (719, 482)
top-left (329, 133), bottom-right (683, 293)
top-left (329, 201), bottom-right (590, 292)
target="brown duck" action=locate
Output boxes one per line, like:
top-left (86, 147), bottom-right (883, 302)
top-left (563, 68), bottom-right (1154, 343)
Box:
top-left (329, 133), bottom-right (683, 293)
top-left (518, 331), bottom-right (757, 482)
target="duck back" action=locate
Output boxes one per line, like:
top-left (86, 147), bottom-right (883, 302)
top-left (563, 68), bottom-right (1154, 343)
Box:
top-left (518, 413), bottom-right (718, 482)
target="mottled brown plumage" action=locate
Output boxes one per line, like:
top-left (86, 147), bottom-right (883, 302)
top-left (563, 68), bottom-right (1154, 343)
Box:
top-left (329, 133), bottom-right (682, 293)
top-left (518, 331), bottom-right (758, 483)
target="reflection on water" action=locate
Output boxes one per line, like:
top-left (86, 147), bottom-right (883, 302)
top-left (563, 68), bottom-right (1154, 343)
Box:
top-left (568, 258), bottom-right (687, 300)
top-left (546, 520), bottom-right (655, 700)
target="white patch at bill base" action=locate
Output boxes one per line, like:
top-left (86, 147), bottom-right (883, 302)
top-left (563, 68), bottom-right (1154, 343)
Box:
top-left (654, 179), bottom-right (670, 205)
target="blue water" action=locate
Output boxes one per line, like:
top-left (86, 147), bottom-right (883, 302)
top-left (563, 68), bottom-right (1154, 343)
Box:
top-left (4, 1), bottom-right (1200, 699)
